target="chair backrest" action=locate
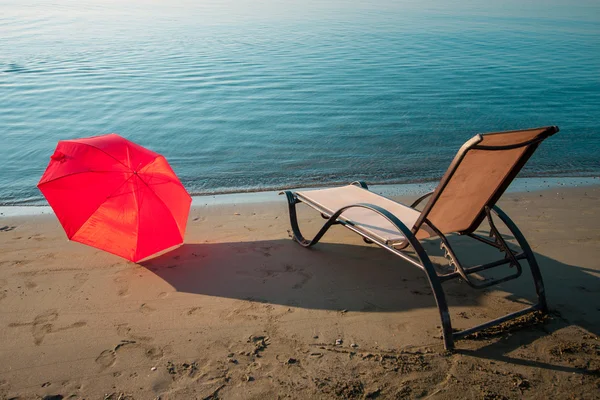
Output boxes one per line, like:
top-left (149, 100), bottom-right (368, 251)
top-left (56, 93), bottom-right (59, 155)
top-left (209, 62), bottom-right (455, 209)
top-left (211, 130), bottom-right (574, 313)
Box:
top-left (413, 126), bottom-right (559, 238)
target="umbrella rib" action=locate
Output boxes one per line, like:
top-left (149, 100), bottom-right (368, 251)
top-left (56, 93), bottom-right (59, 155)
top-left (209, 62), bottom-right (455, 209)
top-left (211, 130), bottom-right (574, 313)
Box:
top-left (142, 179), bottom-right (187, 191)
top-left (136, 156), bottom-right (189, 193)
top-left (38, 170), bottom-right (129, 186)
top-left (132, 172), bottom-right (186, 241)
top-left (136, 156), bottom-right (159, 174)
top-left (69, 174), bottom-right (137, 241)
top-left (134, 174), bottom-right (141, 261)
top-left (62, 140), bottom-right (137, 172)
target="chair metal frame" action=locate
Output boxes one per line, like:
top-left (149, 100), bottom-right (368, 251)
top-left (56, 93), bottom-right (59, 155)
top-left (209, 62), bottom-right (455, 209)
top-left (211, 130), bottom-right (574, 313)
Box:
top-left (282, 126), bottom-right (558, 350)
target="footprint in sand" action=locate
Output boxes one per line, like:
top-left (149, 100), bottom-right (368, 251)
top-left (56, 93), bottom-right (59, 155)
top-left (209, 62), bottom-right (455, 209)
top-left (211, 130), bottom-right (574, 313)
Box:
top-left (186, 307), bottom-right (202, 316)
top-left (95, 349), bottom-right (117, 370)
top-left (145, 345), bottom-right (164, 360)
top-left (291, 269), bottom-right (312, 290)
top-left (254, 245), bottom-right (279, 257)
top-left (8, 309), bottom-right (86, 345)
top-left (248, 264), bottom-right (313, 289)
top-left (220, 301), bottom-right (261, 322)
top-left (113, 276), bottom-right (130, 297)
top-left (1, 259), bottom-right (32, 268)
top-left (24, 280), bottom-right (38, 289)
top-left (139, 303), bottom-right (156, 314)
top-left (116, 323), bottom-right (153, 342)
top-left (95, 339), bottom-right (140, 370)
top-left (70, 272), bottom-right (89, 292)
top-left (26, 233), bottom-right (44, 241)
top-left (0, 279), bottom-right (6, 302)
top-left (95, 326), bottom-right (166, 369)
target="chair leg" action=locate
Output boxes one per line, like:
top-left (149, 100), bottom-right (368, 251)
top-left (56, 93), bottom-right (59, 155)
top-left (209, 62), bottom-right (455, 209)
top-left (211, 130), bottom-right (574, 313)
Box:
top-left (283, 191), bottom-right (340, 248)
top-left (418, 246), bottom-right (455, 350)
top-left (448, 207), bottom-right (549, 342)
top-left (491, 206), bottom-right (548, 312)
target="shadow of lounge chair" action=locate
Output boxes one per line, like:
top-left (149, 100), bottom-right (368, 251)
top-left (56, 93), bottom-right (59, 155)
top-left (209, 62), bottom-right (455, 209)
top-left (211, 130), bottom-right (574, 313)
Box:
top-left (282, 126), bottom-right (560, 350)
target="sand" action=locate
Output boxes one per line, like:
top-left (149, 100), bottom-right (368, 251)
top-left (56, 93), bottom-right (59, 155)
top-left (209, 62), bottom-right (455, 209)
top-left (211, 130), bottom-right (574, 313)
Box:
top-left (0, 184), bottom-right (598, 399)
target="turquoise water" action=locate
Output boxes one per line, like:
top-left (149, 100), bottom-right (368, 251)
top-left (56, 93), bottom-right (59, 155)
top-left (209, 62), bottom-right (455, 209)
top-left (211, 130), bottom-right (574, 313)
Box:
top-left (1, 0), bottom-right (599, 205)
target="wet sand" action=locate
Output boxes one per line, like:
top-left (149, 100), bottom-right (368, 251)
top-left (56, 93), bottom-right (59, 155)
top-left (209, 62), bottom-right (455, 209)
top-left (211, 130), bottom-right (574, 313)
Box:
top-left (0, 185), bottom-right (598, 399)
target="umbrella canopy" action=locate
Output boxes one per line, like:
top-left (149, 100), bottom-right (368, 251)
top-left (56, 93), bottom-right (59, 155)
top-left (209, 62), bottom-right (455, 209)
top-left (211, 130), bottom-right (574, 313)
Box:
top-left (38, 134), bottom-right (191, 262)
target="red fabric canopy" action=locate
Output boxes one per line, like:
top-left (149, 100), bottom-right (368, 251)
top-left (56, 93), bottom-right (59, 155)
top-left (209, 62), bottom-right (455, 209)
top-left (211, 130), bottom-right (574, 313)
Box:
top-left (38, 134), bottom-right (191, 262)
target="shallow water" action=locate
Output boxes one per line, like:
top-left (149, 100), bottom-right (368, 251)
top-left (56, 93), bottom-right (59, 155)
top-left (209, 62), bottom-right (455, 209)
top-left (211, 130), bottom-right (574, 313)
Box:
top-left (1, 0), bottom-right (599, 205)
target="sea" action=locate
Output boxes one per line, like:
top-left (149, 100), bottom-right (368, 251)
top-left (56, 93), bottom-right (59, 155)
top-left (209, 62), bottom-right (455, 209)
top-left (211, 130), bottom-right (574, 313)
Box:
top-left (1, 0), bottom-right (599, 206)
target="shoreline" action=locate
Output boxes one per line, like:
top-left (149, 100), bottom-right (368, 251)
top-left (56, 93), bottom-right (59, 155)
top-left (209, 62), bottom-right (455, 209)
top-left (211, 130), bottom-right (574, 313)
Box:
top-left (1, 176), bottom-right (598, 218)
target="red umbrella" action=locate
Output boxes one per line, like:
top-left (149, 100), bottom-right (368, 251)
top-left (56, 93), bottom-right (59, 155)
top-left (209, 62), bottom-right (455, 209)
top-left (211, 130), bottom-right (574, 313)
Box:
top-left (38, 134), bottom-right (191, 262)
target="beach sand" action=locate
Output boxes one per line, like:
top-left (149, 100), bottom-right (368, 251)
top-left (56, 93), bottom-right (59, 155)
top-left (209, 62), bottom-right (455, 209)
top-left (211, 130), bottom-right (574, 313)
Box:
top-left (0, 185), bottom-right (598, 399)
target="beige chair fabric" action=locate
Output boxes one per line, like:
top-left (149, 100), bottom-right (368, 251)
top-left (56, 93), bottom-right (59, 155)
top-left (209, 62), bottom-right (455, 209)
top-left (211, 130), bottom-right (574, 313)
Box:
top-left (295, 126), bottom-right (557, 244)
top-left (296, 185), bottom-right (434, 246)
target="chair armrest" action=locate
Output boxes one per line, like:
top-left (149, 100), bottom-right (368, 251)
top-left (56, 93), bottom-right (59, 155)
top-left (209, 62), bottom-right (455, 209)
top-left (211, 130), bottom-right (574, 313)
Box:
top-left (350, 181), bottom-right (369, 189)
top-left (411, 191), bottom-right (434, 209)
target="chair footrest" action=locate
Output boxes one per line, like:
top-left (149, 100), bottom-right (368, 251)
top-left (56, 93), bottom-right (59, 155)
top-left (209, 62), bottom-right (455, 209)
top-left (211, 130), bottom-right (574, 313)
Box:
top-left (453, 304), bottom-right (542, 339)
top-left (439, 253), bottom-right (526, 286)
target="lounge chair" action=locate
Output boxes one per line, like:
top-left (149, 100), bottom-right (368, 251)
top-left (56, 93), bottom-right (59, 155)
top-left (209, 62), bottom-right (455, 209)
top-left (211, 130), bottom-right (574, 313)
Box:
top-left (282, 126), bottom-right (559, 350)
